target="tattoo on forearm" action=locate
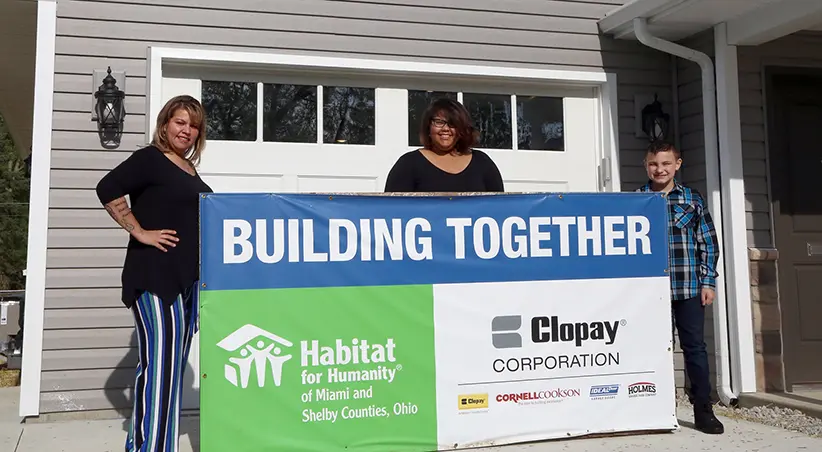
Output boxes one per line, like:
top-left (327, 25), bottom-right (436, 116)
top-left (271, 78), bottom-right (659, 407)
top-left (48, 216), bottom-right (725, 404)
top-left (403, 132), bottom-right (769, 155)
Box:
top-left (105, 197), bottom-right (137, 233)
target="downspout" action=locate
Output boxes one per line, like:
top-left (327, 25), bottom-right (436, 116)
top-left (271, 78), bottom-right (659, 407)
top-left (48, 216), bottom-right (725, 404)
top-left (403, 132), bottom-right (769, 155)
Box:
top-left (671, 54), bottom-right (681, 152)
top-left (632, 18), bottom-right (737, 407)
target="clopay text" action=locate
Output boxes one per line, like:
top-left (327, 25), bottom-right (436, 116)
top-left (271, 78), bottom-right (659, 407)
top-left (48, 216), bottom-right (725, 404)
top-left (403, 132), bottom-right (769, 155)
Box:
top-left (222, 215), bottom-right (654, 264)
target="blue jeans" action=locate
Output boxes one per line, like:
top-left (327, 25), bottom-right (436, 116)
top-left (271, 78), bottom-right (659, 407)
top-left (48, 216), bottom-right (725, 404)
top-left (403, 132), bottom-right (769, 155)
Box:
top-left (672, 296), bottom-right (711, 405)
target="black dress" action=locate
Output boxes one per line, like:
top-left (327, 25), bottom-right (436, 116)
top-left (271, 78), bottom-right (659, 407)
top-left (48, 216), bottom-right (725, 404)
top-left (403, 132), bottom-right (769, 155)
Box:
top-left (384, 149), bottom-right (504, 192)
top-left (95, 145), bottom-right (213, 307)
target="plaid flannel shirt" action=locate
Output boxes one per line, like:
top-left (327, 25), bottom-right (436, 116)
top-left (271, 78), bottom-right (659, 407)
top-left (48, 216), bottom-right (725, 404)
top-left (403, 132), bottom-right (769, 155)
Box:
top-left (638, 180), bottom-right (719, 300)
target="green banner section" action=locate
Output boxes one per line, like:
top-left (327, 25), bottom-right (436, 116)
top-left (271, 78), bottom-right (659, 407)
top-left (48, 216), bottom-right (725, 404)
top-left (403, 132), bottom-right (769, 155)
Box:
top-left (200, 285), bottom-right (438, 452)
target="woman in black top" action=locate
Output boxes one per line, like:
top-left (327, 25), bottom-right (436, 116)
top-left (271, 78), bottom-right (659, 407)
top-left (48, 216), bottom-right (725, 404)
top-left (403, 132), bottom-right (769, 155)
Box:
top-left (95, 95), bottom-right (212, 452)
top-left (384, 97), bottom-right (504, 192)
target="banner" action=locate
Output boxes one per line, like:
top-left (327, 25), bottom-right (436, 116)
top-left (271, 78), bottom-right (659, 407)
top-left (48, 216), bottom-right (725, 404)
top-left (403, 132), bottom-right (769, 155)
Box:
top-left (199, 193), bottom-right (677, 452)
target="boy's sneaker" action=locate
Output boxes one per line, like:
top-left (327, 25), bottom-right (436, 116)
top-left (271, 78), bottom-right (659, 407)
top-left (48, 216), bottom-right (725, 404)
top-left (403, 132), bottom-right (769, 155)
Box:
top-left (694, 402), bottom-right (725, 434)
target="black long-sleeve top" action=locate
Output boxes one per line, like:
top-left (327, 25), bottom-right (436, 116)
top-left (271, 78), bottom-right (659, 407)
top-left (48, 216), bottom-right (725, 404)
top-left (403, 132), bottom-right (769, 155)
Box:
top-left (384, 149), bottom-right (505, 193)
top-left (95, 145), bottom-right (213, 307)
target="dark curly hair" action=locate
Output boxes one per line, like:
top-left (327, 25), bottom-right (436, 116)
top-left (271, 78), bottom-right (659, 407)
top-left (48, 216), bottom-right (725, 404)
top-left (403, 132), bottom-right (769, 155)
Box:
top-left (419, 98), bottom-right (478, 155)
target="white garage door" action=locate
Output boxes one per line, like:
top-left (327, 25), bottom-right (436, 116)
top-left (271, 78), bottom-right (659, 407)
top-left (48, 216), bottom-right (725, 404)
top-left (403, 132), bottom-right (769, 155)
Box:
top-left (160, 72), bottom-right (604, 194)
top-left (160, 67), bottom-right (607, 411)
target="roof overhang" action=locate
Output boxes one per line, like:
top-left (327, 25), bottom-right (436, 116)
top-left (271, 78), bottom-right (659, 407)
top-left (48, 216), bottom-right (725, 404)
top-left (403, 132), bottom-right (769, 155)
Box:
top-left (599, 0), bottom-right (822, 44)
top-left (0, 0), bottom-right (37, 159)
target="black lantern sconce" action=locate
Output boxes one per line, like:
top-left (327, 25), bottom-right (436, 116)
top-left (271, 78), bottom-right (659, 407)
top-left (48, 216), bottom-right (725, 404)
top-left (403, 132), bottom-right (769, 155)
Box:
top-left (94, 67), bottom-right (126, 148)
top-left (641, 94), bottom-right (670, 142)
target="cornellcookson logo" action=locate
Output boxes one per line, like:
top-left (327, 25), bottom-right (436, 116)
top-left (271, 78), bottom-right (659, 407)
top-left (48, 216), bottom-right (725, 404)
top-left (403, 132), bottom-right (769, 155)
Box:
top-left (627, 382), bottom-right (657, 398)
top-left (496, 388), bottom-right (581, 405)
top-left (458, 393), bottom-right (489, 410)
top-left (491, 315), bottom-right (625, 349)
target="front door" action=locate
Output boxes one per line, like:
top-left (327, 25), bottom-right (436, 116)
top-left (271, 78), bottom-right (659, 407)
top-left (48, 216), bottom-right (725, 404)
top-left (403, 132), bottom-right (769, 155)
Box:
top-left (767, 70), bottom-right (822, 390)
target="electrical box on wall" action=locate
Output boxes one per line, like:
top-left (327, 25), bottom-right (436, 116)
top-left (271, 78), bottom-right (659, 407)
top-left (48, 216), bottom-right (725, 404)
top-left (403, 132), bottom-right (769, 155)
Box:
top-left (0, 301), bottom-right (20, 337)
top-left (91, 68), bottom-right (126, 121)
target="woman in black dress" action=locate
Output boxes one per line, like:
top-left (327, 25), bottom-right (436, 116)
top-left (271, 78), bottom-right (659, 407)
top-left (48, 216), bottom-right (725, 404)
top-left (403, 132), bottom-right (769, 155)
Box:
top-left (95, 95), bottom-right (213, 452)
top-left (384, 98), bottom-right (504, 192)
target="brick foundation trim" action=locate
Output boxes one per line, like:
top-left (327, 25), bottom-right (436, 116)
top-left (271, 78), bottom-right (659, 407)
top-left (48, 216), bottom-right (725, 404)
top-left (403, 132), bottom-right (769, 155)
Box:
top-left (748, 247), bottom-right (784, 392)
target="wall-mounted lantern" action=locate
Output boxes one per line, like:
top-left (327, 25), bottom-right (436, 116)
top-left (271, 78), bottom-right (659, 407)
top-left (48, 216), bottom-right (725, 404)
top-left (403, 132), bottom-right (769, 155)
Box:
top-left (93, 67), bottom-right (126, 148)
top-left (640, 94), bottom-right (670, 142)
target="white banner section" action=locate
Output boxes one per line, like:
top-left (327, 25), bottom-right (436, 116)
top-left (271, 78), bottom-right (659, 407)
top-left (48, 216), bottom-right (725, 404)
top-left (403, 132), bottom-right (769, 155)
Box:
top-left (434, 277), bottom-right (676, 448)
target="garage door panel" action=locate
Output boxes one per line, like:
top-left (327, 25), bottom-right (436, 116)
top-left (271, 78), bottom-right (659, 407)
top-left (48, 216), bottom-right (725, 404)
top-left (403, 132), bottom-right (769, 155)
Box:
top-left (163, 72), bottom-right (604, 197)
top-left (297, 175), bottom-right (380, 193)
top-left (505, 180), bottom-right (569, 193)
top-left (202, 174), bottom-right (286, 193)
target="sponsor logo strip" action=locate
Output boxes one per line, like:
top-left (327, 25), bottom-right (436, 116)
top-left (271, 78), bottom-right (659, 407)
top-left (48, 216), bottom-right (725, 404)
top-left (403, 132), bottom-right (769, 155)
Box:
top-left (458, 394), bottom-right (489, 410)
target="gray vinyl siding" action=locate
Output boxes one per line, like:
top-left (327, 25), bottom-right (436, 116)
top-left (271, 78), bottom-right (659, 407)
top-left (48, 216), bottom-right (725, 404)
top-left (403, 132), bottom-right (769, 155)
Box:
top-left (736, 31), bottom-right (822, 248)
top-left (42, 0), bottom-right (674, 414)
top-left (675, 31), bottom-right (822, 250)
top-left (673, 30), bottom-right (718, 397)
top-left (675, 30), bottom-right (713, 196)
top-left (674, 30), bottom-right (780, 250)
top-left (669, 31), bottom-right (822, 399)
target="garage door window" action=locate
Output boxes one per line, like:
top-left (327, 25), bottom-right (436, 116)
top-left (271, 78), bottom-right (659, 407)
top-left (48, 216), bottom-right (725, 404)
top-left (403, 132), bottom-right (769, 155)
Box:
top-left (407, 90), bottom-right (565, 152)
top-left (201, 80), bottom-right (258, 141)
top-left (517, 96), bottom-right (564, 151)
top-left (202, 80), bottom-right (376, 146)
top-left (322, 86), bottom-right (375, 145)
top-left (262, 84), bottom-right (316, 143)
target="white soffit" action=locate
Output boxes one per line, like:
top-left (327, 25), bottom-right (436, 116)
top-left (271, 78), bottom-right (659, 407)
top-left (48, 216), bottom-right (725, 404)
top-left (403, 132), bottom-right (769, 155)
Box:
top-left (598, 0), bottom-right (820, 43)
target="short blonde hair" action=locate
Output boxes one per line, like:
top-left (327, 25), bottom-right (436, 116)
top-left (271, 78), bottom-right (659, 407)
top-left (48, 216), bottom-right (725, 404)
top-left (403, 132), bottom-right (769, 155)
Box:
top-left (151, 95), bottom-right (207, 167)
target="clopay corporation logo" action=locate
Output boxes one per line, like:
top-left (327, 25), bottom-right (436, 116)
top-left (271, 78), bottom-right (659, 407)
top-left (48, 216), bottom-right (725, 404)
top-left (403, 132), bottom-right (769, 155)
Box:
top-left (491, 315), bottom-right (625, 349)
top-left (458, 393), bottom-right (489, 411)
top-left (216, 324), bottom-right (401, 390)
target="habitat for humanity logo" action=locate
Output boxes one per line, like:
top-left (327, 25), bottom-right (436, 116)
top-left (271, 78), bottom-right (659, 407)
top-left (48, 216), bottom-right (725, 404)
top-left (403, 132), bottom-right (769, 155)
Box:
top-left (217, 324), bottom-right (293, 389)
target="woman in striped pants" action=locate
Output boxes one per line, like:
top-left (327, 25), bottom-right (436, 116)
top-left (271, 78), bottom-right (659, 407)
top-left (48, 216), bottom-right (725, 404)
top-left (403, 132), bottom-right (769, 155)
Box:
top-left (96, 95), bottom-right (213, 452)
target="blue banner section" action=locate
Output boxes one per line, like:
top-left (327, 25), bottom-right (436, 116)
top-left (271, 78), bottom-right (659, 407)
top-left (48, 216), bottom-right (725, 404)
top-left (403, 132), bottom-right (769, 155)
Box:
top-left (200, 193), bottom-right (669, 291)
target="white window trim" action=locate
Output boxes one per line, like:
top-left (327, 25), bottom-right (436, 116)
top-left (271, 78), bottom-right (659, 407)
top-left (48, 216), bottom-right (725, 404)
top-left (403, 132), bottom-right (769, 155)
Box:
top-left (20, 0), bottom-right (57, 418)
top-left (147, 46), bottom-right (621, 192)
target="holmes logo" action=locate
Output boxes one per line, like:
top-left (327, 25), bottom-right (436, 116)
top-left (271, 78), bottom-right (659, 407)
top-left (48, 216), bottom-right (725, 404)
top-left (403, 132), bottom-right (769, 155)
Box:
top-left (458, 393), bottom-right (489, 410)
top-left (589, 384), bottom-right (620, 399)
top-left (217, 324), bottom-right (293, 389)
top-left (627, 382), bottom-right (657, 398)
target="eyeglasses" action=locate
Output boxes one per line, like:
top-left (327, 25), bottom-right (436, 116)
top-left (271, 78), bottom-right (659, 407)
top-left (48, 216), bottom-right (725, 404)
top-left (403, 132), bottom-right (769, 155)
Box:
top-left (430, 118), bottom-right (453, 129)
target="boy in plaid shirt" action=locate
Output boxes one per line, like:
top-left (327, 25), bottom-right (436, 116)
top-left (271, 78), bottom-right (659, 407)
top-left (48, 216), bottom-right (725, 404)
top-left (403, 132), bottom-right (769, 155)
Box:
top-left (638, 141), bottom-right (724, 435)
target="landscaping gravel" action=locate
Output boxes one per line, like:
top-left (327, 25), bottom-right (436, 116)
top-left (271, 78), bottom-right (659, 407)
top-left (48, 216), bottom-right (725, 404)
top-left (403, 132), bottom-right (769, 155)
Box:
top-left (677, 394), bottom-right (822, 438)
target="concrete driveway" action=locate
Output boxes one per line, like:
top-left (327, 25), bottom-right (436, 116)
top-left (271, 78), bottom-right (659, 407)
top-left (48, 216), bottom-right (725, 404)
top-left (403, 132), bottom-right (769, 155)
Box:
top-left (2, 388), bottom-right (821, 451)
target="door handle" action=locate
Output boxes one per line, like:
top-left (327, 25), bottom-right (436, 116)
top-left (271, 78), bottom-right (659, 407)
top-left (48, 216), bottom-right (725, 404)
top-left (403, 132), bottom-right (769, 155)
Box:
top-left (809, 243), bottom-right (822, 256)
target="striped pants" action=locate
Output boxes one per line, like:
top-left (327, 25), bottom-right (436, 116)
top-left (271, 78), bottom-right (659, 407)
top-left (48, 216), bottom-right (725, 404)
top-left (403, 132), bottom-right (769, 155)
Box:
top-left (126, 284), bottom-right (198, 452)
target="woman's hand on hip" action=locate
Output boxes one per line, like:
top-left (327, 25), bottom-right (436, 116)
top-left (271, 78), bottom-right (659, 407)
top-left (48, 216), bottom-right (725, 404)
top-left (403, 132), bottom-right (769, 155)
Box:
top-left (133, 229), bottom-right (179, 252)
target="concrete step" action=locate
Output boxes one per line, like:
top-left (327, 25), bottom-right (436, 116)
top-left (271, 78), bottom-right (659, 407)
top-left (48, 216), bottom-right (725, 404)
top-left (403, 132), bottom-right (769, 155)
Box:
top-left (739, 391), bottom-right (822, 420)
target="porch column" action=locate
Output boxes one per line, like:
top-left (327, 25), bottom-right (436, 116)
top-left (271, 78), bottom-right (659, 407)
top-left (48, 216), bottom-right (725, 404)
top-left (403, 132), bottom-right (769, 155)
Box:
top-left (19, 0), bottom-right (58, 417)
top-left (714, 23), bottom-right (757, 394)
